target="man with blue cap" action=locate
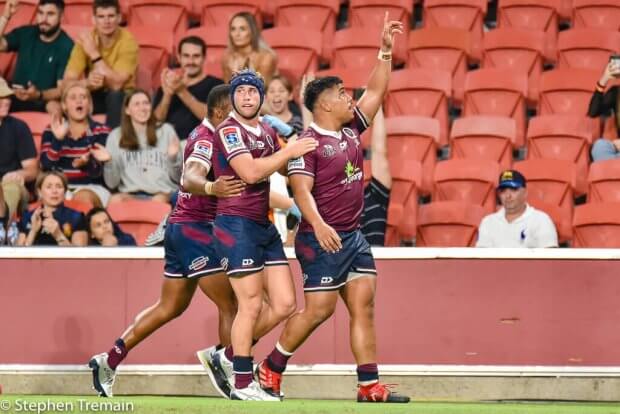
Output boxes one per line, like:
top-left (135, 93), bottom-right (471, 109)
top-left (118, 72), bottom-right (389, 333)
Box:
top-left (476, 169), bottom-right (558, 248)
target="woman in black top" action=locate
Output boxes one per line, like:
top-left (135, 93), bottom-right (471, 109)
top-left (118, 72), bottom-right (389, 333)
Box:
top-left (589, 58), bottom-right (620, 162)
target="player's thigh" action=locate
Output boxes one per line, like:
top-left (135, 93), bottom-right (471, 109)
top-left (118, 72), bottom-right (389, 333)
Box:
top-left (340, 275), bottom-right (377, 315)
top-left (198, 272), bottom-right (237, 311)
top-left (263, 264), bottom-right (296, 311)
top-left (228, 270), bottom-right (266, 312)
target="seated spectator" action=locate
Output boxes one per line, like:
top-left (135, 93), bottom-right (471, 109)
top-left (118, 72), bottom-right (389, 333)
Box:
top-left (0, 0), bottom-right (73, 114)
top-left (17, 170), bottom-right (87, 246)
top-left (0, 184), bottom-right (19, 245)
top-left (153, 36), bottom-right (224, 141)
top-left (264, 75), bottom-right (303, 136)
top-left (221, 12), bottom-right (277, 84)
top-left (63, 0), bottom-right (138, 128)
top-left (85, 206), bottom-right (135, 246)
top-left (40, 83), bottom-right (111, 207)
top-left (476, 170), bottom-right (558, 248)
top-left (0, 78), bottom-right (38, 227)
top-left (103, 89), bottom-right (181, 204)
top-left (590, 56), bottom-right (620, 162)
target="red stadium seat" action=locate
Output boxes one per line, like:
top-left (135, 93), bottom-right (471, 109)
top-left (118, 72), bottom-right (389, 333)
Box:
top-left (315, 67), bottom-right (369, 98)
top-left (63, 0), bottom-right (94, 25)
top-left (182, 26), bottom-right (228, 77)
top-left (416, 201), bottom-right (487, 247)
top-left (127, 0), bottom-right (191, 43)
top-left (385, 68), bottom-right (452, 147)
top-left (0, 0), bottom-right (37, 32)
top-left (557, 29), bottom-right (620, 71)
top-left (130, 25), bottom-right (173, 93)
top-left (588, 159), bottom-right (620, 203)
top-left (385, 160), bottom-right (422, 246)
top-left (12, 111), bottom-right (50, 155)
top-left (386, 116), bottom-right (440, 195)
top-left (262, 27), bottom-right (322, 86)
top-left (528, 198), bottom-right (572, 244)
top-left (62, 24), bottom-right (91, 42)
top-left (433, 159), bottom-right (501, 212)
top-left (423, 0), bottom-right (487, 61)
top-left (407, 28), bottom-right (471, 104)
top-left (107, 200), bottom-right (171, 245)
top-left (573, 202), bottom-right (620, 247)
top-left (482, 29), bottom-right (546, 105)
top-left (462, 68), bottom-right (528, 147)
top-left (450, 115), bottom-right (517, 169)
top-left (573, 0), bottom-right (620, 30)
top-left (363, 158), bottom-right (371, 187)
top-left (28, 199), bottom-right (94, 215)
top-left (194, 0), bottom-right (265, 27)
top-left (333, 27), bottom-right (405, 71)
top-left (526, 114), bottom-right (593, 195)
top-left (0, 53), bottom-right (15, 79)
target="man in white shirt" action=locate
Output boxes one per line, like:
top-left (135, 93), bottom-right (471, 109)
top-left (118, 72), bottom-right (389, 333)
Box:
top-left (476, 170), bottom-right (558, 248)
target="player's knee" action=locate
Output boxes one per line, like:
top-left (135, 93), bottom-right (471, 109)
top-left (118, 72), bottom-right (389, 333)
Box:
top-left (308, 304), bottom-right (335, 326)
top-left (273, 296), bottom-right (296, 320)
top-left (350, 301), bottom-right (375, 321)
top-left (238, 296), bottom-right (263, 319)
top-left (160, 300), bottom-right (190, 320)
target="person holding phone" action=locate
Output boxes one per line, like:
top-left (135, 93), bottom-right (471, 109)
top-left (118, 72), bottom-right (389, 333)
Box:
top-left (589, 55), bottom-right (620, 162)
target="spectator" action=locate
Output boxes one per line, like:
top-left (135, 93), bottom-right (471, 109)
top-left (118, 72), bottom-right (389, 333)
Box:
top-left (63, 0), bottom-right (138, 128)
top-left (0, 78), bottom-right (38, 226)
top-left (264, 75), bottom-right (303, 135)
top-left (0, 183), bottom-right (19, 245)
top-left (589, 56), bottom-right (620, 162)
top-left (221, 12), bottom-right (277, 84)
top-left (476, 170), bottom-right (558, 248)
top-left (103, 89), bottom-right (181, 204)
top-left (40, 83), bottom-right (111, 207)
top-left (16, 170), bottom-right (88, 246)
top-left (153, 36), bottom-right (224, 141)
top-left (85, 206), bottom-right (135, 246)
top-left (0, 0), bottom-right (73, 114)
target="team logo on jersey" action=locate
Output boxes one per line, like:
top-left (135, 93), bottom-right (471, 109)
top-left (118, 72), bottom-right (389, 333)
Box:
top-left (322, 144), bottom-right (336, 158)
top-left (343, 128), bottom-right (356, 139)
top-left (189, 256), bottom-right (209, 271)
top-left (341, 160), bottom-right (363, 185)
top-left (193, 140), bottom-right (213, 159)
top-left (288, 157), bottom-right (305, 170)
top-left (220, 126), bottom-right (245, 153)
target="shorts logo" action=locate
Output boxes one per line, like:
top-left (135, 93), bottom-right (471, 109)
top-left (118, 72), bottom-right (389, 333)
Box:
top-left (320, 276), bottom-right (334, 285)
top-left (288, 157), bottom-right (305, 170)
top-left (302, 273), bottom-right (309, 284)
top-left (220, 258), bottom-right (229, 270)
top-left (193, 140), bottom-right (213, 159)
top-left (242, 258), bottom-right (255, 267)
top-left (322, 144), bottom-right (336, 158)
top-left (220, 126), bottom-right (245, 153)
top-left (189, 256), bottom-right (209, 271)
top-left (343, 128), bottom-right (357, 139)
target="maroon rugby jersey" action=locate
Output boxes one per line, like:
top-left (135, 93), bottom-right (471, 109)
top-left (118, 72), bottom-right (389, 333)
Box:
top-left (213, 114), bottom-right (280, 223)
top-left (168, 119), bottom-right (218, 224)
top-left (288, 106), bottom-right (370, 233)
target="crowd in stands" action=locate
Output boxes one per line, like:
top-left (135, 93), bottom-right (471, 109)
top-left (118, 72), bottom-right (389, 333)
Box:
top-left (0, 0), bottom-right (619, 248)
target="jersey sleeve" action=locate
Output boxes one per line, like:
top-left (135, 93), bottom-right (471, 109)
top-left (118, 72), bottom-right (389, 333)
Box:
top-left (186, 137), bottom-right (214, 170)
top-left (217, 125), bottom-right (249, 162)
top-left (287, 148), bottom-right (316, 178)
top-left (351, 106), bottom-right (371, 135)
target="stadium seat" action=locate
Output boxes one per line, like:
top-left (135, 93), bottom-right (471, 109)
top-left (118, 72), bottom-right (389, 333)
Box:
top-left (63, 0), bottom-right (94, 26)
top-left (416, 201), bottom-right (487, 247)
top-left (107, 199), bottom-right (171, 245)
top-left (11, 111), bottom-right (50, 155)
top-left (513, 158), bottom-right (577, 217)
top-left (62, 25), bottom-right (91, 41)
top-left (385, 160), bottom-right (423, 246)
top-left (0, 53), bottom-right (14, 80)
top-left (407, 28), bottom-right (471, 104)
top-left (450, 115), bottom-right (517, 169)
top-left (526, 114), bottom-right (593, 195)
top-left (573, 202), bottom-right (620, 247)
top-left (462, 68), bottom-right (528, 147)
top-left (423, 0), bottom-right (487, 61)
top-left (385, 69), bottom-right (451, 147)
top-left (603, 116), bottom-right (619, 140)
top-left (28, 199), bottom-right (94, 215)
top-left (482, 28), bottom-right (546, 105)
top-left (333, 27), bottom-right (406, 70)
top-left (557, 29), bottom-right (620, 71)
top-left (0, 0), bottom-right (37, 32)
top-left (315, 68), bottom-right (369, 98)
top-left (182, 26), bottom-right (228, 77)
top-left (573, 0), bottom-right (620, 30)
top-left (194, 0), bottom-right (265, 28)
top-left (130, 25), bottom-right (173, 93)
top-left (363, 158), bottom-right (371, 187)
top-left (273, 0), bottom-right (339, 62)
top-left (127, 0), bottom-right (191, 43)
top-left (262, 28), bottom-right (322, 86)
top-left (386, 116), bottom-right (440, 196)
top-left (432, 159), bottom-right (501, 212)
top-left (528, 198), bottom-right (573, 244)
top-left (497, 0), bottom-right (561, 62)
top-left (588, 159), bottom-right (620, 203)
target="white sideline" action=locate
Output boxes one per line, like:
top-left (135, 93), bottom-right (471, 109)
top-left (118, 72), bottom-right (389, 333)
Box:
top-left (2, 247), bottom-right (620, 260)
top-left (1, 364), bottom-right (620, 377)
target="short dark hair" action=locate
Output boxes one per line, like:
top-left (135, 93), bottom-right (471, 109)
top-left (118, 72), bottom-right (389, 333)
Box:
top-left (178, 36), bottom-right (207, 56)
top-left (39, 0), bottom-right (64, 11)
top-left (207, 84), bottom-right (231, 118)
top-left (303, 76), bottom-right (342, 112)
top-left (93, 0), bottom-right (119, 14)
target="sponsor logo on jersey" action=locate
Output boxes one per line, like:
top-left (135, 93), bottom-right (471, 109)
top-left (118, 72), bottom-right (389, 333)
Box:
top-left (288, 157), bottom-right (305, 170)
top-left (341, 160), bottom-right (363, 185)
top-left (220, 126), bottom-right (245, 153)
top-left (193, 140), bottom-right (213, 159)
top-left (322, 144), bottom-right (336, 158)
top-left (343, 128), bottom-right (356, 139)
top-left (189, 256), bottom-right (209, 271)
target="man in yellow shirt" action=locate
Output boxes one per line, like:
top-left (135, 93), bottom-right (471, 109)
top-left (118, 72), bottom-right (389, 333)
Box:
top-left (63, 0), bottom-right (137, 128)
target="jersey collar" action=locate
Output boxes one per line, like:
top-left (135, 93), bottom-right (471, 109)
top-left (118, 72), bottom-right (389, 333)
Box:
top-left (202, 118), bottom-right (215, 132)
top-left (231, 112), bottom-right (262, 136)
top-left (309, 122), bottom-right (342, 140)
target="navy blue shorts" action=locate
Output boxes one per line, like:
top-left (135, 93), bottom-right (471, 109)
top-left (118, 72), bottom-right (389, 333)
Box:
top-left (295, 229), bottom-right (377, 292)
top-left (214, 215), bottom-right (288, 277)
top-left (163, 222), bottom-right (225, 278)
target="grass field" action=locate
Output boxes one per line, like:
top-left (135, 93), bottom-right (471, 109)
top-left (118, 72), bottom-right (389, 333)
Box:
top-left (1, 396), bottom-right (620, 414)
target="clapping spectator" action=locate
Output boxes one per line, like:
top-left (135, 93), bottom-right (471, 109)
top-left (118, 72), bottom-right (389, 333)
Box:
top-left (85, 206), bottom-right (135, 246)
top-left (103, 89), bottom-right (181, 204)
top-left (590, 55), bottom-right (620, 162)
top-left (40, 83), bottom-right (111, 207)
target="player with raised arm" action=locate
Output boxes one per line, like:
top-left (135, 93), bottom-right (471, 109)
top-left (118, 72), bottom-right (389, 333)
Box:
top-left (255, 13), bottom-right (410, 403)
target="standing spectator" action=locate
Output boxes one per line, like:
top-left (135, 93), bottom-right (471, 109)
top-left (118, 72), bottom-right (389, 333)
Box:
top-left (0, 0), bottom-right (73, 113)
top-left (85, 206), bottom-right (135, 246)
top-left (0, 78), bottom-right (38, 224)
top-left (221, 12), bottom-right (277, 84)
top-left (63, 0), bottom-right (138, 128)
top-left (476, 170), bottom-right (558, 248)
top-left (16, 170), bottom-right (88, 246)
top-left (589, 56), bottom-right (620, 162)
top-left (40, 83), bottom-right (111, 207)
top-left (103, 89), bottom-right (181, 204)
top-left (153, 36), bottom-right (224, 141)
top-left (264, 75), bottom-right (303, 135)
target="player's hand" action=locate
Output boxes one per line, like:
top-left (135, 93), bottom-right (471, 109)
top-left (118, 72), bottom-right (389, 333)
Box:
top-left (285, 137), bottom-right (318, 159)
top-left (380, 12), bottom-right (404, 53)
top-left (90, 143), bottom-right (111, 162)
top-left (213, 176), bottom-right (246, 198)
top-left (313, 221), bottom-right (342, 254)
top-left (262, 114), bottom-right (294, 138)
